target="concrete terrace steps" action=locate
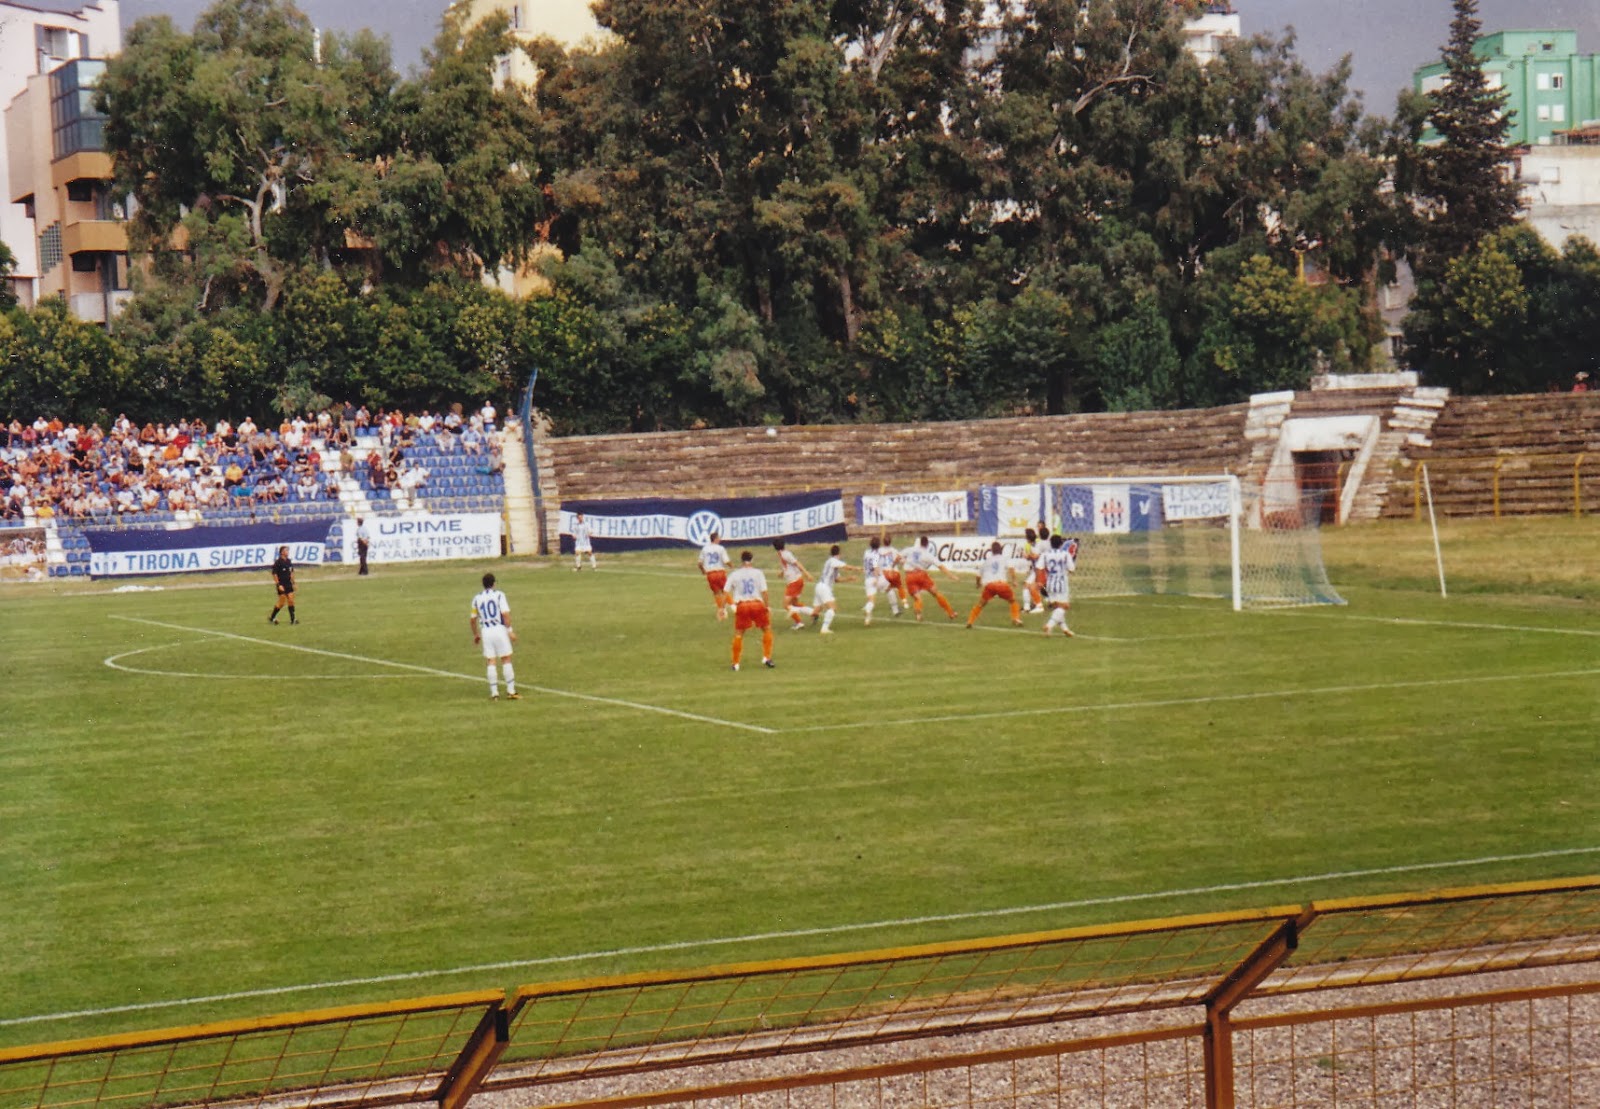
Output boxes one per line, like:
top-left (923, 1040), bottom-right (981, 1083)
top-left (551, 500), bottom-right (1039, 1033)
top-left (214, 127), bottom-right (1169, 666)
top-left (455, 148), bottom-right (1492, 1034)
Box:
top-left (1381, 392), bottom-right (1600, 518)
top-left (1413, 393), bottom-right (1600, 457)
top-left (549, 407), bottom-right (1254, 515)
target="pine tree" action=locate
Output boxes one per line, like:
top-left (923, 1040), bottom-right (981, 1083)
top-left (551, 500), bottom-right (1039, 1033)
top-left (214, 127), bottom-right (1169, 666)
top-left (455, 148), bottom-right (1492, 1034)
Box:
top-left (1410, 0), bottom-right (1522, 282)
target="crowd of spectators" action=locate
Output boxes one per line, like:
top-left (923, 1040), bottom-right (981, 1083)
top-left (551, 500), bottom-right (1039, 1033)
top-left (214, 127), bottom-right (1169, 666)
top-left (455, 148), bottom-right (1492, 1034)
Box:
top-left (1, 402), bottom-right (506, 525)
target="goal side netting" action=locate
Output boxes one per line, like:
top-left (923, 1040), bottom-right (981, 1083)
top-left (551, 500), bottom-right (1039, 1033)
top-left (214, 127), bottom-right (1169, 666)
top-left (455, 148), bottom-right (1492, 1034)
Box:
top-left (1036, 475), bottom-right (1344, 610)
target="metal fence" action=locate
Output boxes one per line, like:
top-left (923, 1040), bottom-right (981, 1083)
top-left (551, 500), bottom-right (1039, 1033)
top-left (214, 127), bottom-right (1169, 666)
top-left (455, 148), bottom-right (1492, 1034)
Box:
top-left (4, 878), bottom-right (1598, 1109)
top-left (1388, 453), bottom-right (1600, 520)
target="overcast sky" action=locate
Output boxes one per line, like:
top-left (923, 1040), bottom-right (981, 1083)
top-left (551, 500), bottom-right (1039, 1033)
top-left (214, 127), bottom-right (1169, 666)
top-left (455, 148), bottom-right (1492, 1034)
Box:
top-left (103, 0), bottom-right (1600, 116)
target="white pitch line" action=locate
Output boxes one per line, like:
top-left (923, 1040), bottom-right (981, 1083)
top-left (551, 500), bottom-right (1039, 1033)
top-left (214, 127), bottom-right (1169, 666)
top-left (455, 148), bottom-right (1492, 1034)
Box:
top-left (1263, 609), bottom-right (1600, 638)
top-left (6, 844), bottom-right (1598, 1030)
top-left (781, 664), bottom-right (1600, 733)
top-left (104, 641), bottom-right (416, 680)
top-left (109, 616), bottom-right (772, 734)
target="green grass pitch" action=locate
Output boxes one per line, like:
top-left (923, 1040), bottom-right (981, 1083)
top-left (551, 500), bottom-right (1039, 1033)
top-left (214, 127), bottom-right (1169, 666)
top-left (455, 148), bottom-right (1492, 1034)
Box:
top-left (2, 515), bottom-right (1598, 1047)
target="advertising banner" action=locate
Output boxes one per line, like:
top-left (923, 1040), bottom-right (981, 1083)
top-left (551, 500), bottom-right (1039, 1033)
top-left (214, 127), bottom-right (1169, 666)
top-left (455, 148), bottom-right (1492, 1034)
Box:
top-left (559, 490), bottom-right (847, 553)
top-left (925, 534), bottom-right (1032, 575)
top-left (87, 521), bottom-right (333, 578)
top-left (342, 513), bottom-right (502, 564)
top-left (856, 490), bottom-right (972, 528)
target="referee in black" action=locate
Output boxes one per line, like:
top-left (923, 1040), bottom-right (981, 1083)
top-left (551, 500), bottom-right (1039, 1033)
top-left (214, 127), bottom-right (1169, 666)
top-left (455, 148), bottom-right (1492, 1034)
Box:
top-left (269, 545), bottom-right (298, 625)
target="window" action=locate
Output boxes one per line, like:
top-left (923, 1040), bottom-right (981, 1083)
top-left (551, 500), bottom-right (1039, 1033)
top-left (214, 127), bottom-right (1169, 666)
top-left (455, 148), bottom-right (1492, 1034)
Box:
top-left (66, 180), bottom-right (93, 203)
top-left (1537, 104), bottom-right (1551, 122)
top-left (39, 223), bottom-right (63, 273)
top-left (1553, 104), bottom-right (1566, 123)
top-left (1537, 73), bottom-right (1551, 90)
top-left (1485, 72), bottom-right (1503, 89)
top-left (1541, 165), bottom-right (1562, 185)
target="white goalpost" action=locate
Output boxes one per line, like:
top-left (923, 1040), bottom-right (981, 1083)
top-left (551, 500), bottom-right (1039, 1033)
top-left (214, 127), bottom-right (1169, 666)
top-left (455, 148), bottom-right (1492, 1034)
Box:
top-left (1033, 474), bottom-right (1345, 610)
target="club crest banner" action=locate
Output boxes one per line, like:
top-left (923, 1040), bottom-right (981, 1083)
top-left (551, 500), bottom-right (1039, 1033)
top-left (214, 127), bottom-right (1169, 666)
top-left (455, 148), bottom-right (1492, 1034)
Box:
top-left (976, 484), bottom-right (1043, 537)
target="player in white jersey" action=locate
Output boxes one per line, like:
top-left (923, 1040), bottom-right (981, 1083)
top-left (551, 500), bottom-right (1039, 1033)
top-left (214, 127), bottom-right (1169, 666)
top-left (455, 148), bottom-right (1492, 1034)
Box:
top-left (725, 550), bottom-right (775, 669)
top-left (1016, 528), bottom-right (1044, 612)
top-left (697, 531), bottom-right (732, 620)
top-left (772, 539), bottom-right (814, 628)
top-left (570, 512), bottom-right (596, 571)
top-left (965, 541), bottom-right (1023, 628)
top-left (861, 536), bottom-right (901, 625)
top-left (811, 545), bottom-right (856, 634)
top-left (879, 535), bottom-right (910, 611)
top-left (902, 535), bottom-right (957, 620)
top-left (469, 571), bottom-right (519, 699)
top-left (1040, 534), bottom-right (1078, 637)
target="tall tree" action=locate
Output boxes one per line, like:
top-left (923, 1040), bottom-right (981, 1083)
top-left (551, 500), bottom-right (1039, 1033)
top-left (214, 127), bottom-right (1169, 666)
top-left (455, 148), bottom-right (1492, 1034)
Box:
top-left (1403, 0), bottom-right (1521, 283)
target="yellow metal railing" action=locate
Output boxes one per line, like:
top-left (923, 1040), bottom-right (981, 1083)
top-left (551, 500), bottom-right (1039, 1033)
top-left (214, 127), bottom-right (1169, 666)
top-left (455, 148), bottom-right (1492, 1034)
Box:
top-left (1401, 452), bottom-right (1600, 519)
top-left (4, 879), bottom-right (1599, 1109)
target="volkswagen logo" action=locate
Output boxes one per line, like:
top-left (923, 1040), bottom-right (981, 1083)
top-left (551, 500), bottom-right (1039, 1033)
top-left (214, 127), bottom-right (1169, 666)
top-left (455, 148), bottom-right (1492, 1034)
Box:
top-left (686, 510), bottom-right (724, 546)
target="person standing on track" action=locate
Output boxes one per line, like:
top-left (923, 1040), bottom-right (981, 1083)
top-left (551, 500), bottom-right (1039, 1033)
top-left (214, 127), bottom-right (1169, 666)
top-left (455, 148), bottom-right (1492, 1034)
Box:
top-left (571, 512), bottom-right (597, 571)
top-left (355, 517), bottom-right (373, 576)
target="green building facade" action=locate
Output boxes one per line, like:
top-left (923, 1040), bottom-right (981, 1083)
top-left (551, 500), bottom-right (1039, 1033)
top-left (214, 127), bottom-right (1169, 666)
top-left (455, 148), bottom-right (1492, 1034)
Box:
top-left (1415, 29), bottom-right (1600, 145)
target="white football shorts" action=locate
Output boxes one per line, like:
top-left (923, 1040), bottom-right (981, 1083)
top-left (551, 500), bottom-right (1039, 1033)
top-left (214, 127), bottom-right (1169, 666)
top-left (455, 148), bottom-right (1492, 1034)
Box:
top-left (480, 626), bottom-right (513, 659)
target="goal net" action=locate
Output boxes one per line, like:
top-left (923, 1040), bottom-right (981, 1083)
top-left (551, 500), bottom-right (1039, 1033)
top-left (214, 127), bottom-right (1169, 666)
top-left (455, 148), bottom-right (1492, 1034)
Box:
top-left (1034, 475), bottom-right (1344, 610)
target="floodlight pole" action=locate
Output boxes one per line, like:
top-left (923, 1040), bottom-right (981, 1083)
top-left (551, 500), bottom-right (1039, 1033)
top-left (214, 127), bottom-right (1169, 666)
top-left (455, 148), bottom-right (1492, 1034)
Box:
top-left (1423, 463), bottom-right (1447, 598)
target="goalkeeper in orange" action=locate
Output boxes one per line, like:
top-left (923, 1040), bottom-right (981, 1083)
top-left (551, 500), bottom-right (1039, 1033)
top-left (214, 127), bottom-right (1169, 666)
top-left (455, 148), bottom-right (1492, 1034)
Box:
top-left (965, 541), bottom-right (1023, 628)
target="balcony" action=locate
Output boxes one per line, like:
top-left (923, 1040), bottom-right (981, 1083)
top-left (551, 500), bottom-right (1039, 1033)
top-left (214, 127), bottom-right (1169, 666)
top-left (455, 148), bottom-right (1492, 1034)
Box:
top-left (63, 219), bottom-right (128, 255)
top-left (51, 150), bottom-right (113, 189)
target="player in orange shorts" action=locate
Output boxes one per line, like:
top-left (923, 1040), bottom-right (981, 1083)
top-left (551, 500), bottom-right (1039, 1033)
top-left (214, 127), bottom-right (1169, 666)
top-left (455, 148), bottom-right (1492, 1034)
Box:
top-left (966, 540), bottom-right (1023, 628)
top-left (903, 535), bottom-right (957, 620)
top-left (772, 538), bottom-right (814, 628)
top-left (879, 534), bottom-right (910, 609)
top-left (725, 550), bottom-right (775, 669)
top-left (697, 530), bottom-right (731, 620)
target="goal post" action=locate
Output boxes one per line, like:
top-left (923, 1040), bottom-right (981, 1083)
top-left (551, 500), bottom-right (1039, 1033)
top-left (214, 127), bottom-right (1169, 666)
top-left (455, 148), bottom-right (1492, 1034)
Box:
top-left (1035, 474), bottom-right (1344, 610)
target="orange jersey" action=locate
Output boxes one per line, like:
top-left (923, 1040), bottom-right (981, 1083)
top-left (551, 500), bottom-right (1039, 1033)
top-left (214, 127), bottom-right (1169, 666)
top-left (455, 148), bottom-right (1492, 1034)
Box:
top-left (980, 582), bottom-right (1015, 604)
top-left (734, 600), bottom-right (771, 631)
top-left (705, 570), bottom-right (728, 594)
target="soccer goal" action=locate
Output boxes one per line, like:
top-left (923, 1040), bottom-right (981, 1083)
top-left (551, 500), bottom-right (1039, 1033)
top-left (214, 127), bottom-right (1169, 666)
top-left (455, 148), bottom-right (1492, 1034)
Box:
top-left (1040, 474), bottom-right (1344, 610)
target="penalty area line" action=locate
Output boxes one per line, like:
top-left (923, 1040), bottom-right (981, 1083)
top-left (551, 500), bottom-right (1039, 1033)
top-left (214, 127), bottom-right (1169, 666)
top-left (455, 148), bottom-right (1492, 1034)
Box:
top-left (109, 616), bottom-right (771, 734)
top-left (6, 844), bottom-right (1598, 1030)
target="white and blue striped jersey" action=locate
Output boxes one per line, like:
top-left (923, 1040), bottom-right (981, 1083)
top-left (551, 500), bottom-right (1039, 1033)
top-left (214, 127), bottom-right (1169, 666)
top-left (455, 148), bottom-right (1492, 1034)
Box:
top-left (471, 589), bottom-right (511, 628)
top-left (1043, 547), bottom-right (1076, 597)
